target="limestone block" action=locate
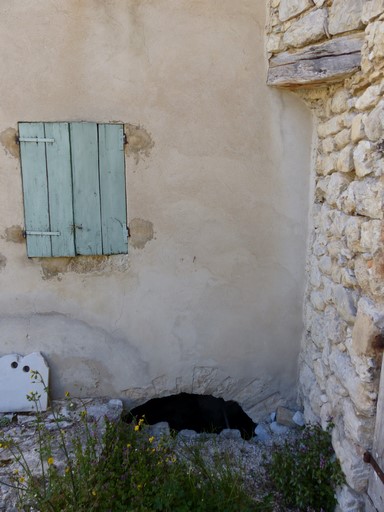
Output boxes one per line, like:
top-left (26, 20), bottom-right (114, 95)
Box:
top-left (318, 203), bottom-right (333, 234)
top-left (283, 9), bottom-right (327, 48)
top-left (343, 398), bottom-right (376, 446)
top-left (335, 129), bottom-right (352, 150)
top-left (325, 172), bottom-right (352, 207)
top-left (336, 484), bottom-right (366, 512)
top-left (313, 358), bottom-right (328, 389)
top-left (332, 426), bottom-right (370, 492)
top-left (331, 89), bottom-right (351, 114)
top-left (315, 176), bottom-right (329, 202)
top-left (322, 136), bottom-right (336, 154)
top-left (353, 140), bottom-right (375, 177)
top-left (362, 0), bottom-right (384, 24)
top-left (345, 216), bottom-right (364, 252)
top-left (328, 239), bottom-right (353, 260)
top-left (368, 21), bottom-right (384, 59)
top-left (360, 219), bottom-right (383, 253)
top-left (0, 352), bottom-right (49, 413)
top-left (310, 290), bottom-right (326, 311)
top-left (328, 0), bottom-right (365, 35)
top-left (351, 113), bottom-right (366, 143)
top-left (318, 255), bottom-right (333, 275)
top-left (324, 305), bottom-right (348, 345)
top-left (355, 84), bottom-right (382, 111)
top-left (341, 268), bottom-right (358, 288)
top-left (343, 178), bottom-right (384, 219)
top-left (279, 0), bottom-right (314, 22)
top-left (364, 101), bottom-right (384, 141)
top-left (318, 153), bottom-right (337, 176)
top-left (329, 349), bottom-right (376, 415)
top-left (312, 232), bottom-right (328, 256)
top-left (337, 144), bottom-right (355, 173)
top-left (266, 33), bottom-right (284, 54)
top-left (309, 259), bottom-right (322, 288)
top-left (342, 112), bottom-right (357, 130)
top-left (318, 115), bottom-right (344, 138)
top-left (351, 296), bottom-right (384, 358)
top-left (332, 284), bottom-right (358, 324)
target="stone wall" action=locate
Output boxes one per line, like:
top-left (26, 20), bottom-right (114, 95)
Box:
top-left (267, 1), bottom-right (384, 510)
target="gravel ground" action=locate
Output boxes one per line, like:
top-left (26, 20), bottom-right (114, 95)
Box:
top-left (0, 398), bottom-right (302, 511)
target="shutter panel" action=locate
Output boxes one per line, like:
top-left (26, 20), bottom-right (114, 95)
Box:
top-left (19, 123), bottom-right (52, 257)
top-left (70, 123), bottom-right (102, 255)
top-left (98, 124), bottom-right (128, 254)
top-left (44, 123), bottom-right (76, 257)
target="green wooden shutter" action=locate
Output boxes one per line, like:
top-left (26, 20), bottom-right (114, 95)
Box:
top-left (19, 121), bottom-right (127, 258)
top-left (98, 124), bottom-right (128, 254)
top-left (45, 123), bottom-right (76, 257)
top-left (70, 123), bottom-right (103, 255)
top-left (19, 123), bottom-right (54, 257)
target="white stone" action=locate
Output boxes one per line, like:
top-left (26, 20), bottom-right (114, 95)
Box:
top-left (325, 172), bottom-right (352, 207)
top-left (0, 352), bottom-right (49, 413)
top-left (329, 349), bottom-right (376, 416)
top-left (360, 219), bottom-right (383, 253)
top-left (332, 427), bottom-right (370, 492)
top-left (336, 484), bottom-right (366, 512)
top-left (332, 284), bottom-right (358, 324)
top-left (342, 398), bottom-right (375, 446)
top-left (283, 9), bottom-right (327, 48)
top-left (292, 411), bottom-right (305, 426)
top-left (362, 0), bottom-right (384, 24)
top-left (270, 421), bottom-right (289, 434)
top-left (279, 0), bottom-right (314, 22)
top-left (310, 290), bottom-right (326, 311)
top-left (322, 136), bottom-right (336, 154)
top-left (364, 101), bottom-right (384, 141)
top-left (355, 84), bottom-right (382, 111)
top-left (335, 129), bottom-right (351, 150)
top-left (337, 144), bottom-right (354, 173)
top-left (344, 178), bottom-right (384, 219)
top-left (331, 89), bottom-right (351, 114)
top-left (345, 216), bottom-right (364, 252)
top-left (255, 423), bottom-right (272, 442)
top-left (351, 113), bottom-right (366, 143)
top-left (328, 0), bottom-right (365, 35)
top-left (353, 140), bottom-right (374, 177)
top-left (318, 115), bottom-right (343, 138)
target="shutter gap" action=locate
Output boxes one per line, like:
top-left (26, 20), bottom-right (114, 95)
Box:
top-left (69, 124), bottom-right (78, 255)
top-left (97, 124), bottom-right (104, 255)
top-left (43, 123), bottom-right (53, 256)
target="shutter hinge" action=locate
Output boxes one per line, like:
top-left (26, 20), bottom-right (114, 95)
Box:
top-left (364, 452), bottom-right (384, 485)
top-left (18, 137), bottom-right (55, 144)
top-left (25, 231), bottom-right (61, 236)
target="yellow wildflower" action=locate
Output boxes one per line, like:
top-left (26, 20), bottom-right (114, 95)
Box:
top-left (127, 443), bottom-right (132, 449)
top-left (134, 425), bottom-right (140, 432)
top-left (148, 436), bottom-right (155, 443)
top-left (19, 476), bottom-right (25, 483)
top-left (137, 484), bottom-right (142, 490)
top-left (47, 457), bottom-right (54, 466)
top-left (65, 391), bottom-right (70, 398)
top-left (92, 489), bottom-right (97, 496)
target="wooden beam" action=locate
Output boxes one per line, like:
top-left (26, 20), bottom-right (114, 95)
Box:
top-left (267, 33), bottom-right (364, 88)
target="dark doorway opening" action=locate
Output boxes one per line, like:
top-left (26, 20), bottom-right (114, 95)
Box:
top-left (124, 393), bottom-right (256, 440)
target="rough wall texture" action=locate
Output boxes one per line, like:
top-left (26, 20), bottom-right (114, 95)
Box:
top-left (267, 1), bottom-right (384, 510)
top-left (0, 1), bottom-right (312, 422)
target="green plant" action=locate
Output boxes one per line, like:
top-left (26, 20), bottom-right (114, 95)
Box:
top-left (0, 372), bottom-right (268, 511)
top-left (266, 423), bottom-right (344, 511)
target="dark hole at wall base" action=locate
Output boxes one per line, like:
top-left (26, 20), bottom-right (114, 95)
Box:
top-left (123, 393), bottom-right (257, 440)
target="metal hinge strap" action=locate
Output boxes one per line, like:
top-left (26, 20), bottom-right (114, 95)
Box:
top-left (25, 231), bottom-right (60, 236)
top-left (123, 223), bottom-right (130, 239)
top-left (19, 137), bottom-right (55, 143)
top-left (364, 452), bottom-right (384, 485)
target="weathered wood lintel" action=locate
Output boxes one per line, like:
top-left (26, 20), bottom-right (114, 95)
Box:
top-left (267, 33), bottom-right (365, 88)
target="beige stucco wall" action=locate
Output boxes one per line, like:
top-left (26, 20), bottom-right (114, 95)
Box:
top-left (0, 0), bottom-right (312, 418)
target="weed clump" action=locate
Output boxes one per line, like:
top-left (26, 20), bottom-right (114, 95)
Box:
top-left (266, 423), bottom-right (344, 511)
